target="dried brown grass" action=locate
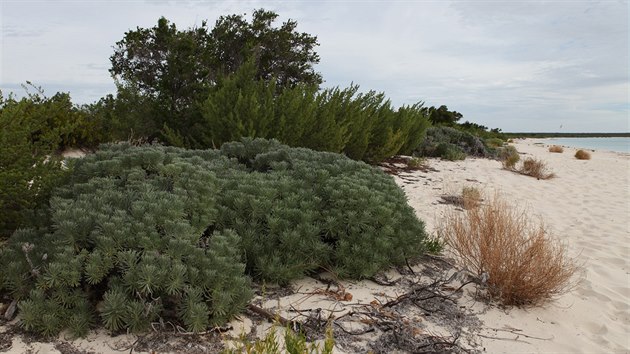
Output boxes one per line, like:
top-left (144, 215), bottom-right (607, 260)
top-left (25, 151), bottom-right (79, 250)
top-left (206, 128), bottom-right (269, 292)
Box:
top-left (548, 145), bottom-right (564, 153)
top-left (440, 194), bottom-right (578, 306)
top-left (461, 186), bottom-right (482, 209)
top-left (574, 149), bottom-right (591, 160)
top-left (506, 157), bottom-right (556, 179)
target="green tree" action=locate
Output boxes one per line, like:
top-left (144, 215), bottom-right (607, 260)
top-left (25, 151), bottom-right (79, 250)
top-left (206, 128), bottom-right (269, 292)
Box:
top-left (428, 105), bottom-right (463, 126)
top-left (108, 9), bottom-right (321, 141)
top-left (210, 9), bottom-right (322, 87)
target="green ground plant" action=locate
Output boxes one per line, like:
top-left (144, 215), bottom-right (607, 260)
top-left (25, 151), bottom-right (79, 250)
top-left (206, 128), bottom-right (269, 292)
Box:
top-left (0, 138), bottom-right (428, 336)
top-left (224, 324), bottom-right (335, 354)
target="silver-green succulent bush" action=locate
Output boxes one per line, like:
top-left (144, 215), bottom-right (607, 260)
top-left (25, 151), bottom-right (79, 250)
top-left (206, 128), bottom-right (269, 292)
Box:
top-left (0, 138), bottom-right (428, 337)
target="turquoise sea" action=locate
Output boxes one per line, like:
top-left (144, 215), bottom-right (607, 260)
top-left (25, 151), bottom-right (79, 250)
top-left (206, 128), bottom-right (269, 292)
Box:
top-left (545, 137), bottom-right (630, 153)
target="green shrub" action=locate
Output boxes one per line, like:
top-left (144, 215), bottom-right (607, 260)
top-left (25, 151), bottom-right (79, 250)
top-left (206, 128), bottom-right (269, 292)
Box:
top-left (416, 126), bottom-right (489, 159)
top-left (435, 142), bottom-right (466, 161)
top-left (218, 138), bottom-right (427, 280)
top-left (1, 144), bottom-right (252, 336)
top-left (0, 90), bottom-right (100, 239)
top-left (484, 137), bottom-right (504, 149)
top-left (191, 64), bottom-right (431, 162)
top-left (1, 138), bottom-right (428, 336)
top-left (498, 145), bottom-right (520, 169)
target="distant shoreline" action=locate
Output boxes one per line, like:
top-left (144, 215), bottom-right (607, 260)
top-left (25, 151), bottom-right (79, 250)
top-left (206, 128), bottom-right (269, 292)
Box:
top-left (504, 132), bottom-right (630, 138)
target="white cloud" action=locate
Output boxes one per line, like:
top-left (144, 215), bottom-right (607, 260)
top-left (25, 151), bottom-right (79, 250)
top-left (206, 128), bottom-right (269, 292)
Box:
top-left (0, 0), bottom-right (627, 132)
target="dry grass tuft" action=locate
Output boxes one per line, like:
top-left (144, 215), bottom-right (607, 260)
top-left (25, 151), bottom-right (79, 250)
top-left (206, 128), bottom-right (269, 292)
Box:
top-left (520, 158), bottom-right (556, 179)
top-left (548, 145), bottom-right (564, 153)
top-left (461, 186), bottom-right (482, 209)
top-left (504, 157), bottom-right (556, 180)
top-left (574, 149), bottom-right (591, 160)
top-left (440, 194), bottom-right (578, 306)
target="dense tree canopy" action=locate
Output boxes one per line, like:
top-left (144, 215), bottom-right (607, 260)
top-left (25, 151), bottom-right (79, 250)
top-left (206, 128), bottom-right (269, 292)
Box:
top-left (107, 9), bottom-right (321, 141)
top-left (428, 105), bottom-right (463, 126)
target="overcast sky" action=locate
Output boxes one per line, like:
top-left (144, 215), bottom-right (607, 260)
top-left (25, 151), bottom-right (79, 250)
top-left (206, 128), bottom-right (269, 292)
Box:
top-left (1, 0), bottom-right (628, 132)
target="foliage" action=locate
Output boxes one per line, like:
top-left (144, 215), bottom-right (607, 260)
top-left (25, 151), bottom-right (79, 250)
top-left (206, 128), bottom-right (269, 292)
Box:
top-left (406, 157), bottom-right (427, 169)
top-left (416, 126), bottom-right (490, 160)
top-left (574, 149), bottom-right (591, 160)
top-left (428, 105), bottom-right (463, 126)
top-left (0, 139), bottom-right (428, 336)
top-left (1, 144), bottom-right (253, 336)
top-left (423, 236), bottom-right (444, 255)
top-left (484, 137), bottom-right (504, 149)
top-left (0, 88), bottom-right (100, 239)
top-left (548, 145), bottom-right (564, 153)
top-left (217, 138), bottom-right (427, 280)
top-left (108, 9), bottom-right (321, 141)
top-left (190, 68), bottom-right (430, 162)
top-left (498, 145), bottom-right (520, 169)
top-left (224, 324), bottom-right (335, 354)
top-left (440, 194), bottom-right (578, 306)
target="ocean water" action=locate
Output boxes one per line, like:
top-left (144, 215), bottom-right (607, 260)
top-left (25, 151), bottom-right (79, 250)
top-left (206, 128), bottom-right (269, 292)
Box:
top-left (545, 137), bottom-right (630, 153)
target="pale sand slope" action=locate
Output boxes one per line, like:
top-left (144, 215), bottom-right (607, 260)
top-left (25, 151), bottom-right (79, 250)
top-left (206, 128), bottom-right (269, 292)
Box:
top-left (397, 139), bottom-right (629, 353)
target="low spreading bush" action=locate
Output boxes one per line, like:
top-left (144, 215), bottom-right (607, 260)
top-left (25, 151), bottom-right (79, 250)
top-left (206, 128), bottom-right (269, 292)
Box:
top-left (440, 194), bottom-right (578, 305)
top-left (0, 138), bottom-right (428, 336)
top-left (548, 145), bottom-right (564, 153)
top-left (416, 126), bottom-right (495, 160)
top-left (575, 149), bottom-right (591, 160)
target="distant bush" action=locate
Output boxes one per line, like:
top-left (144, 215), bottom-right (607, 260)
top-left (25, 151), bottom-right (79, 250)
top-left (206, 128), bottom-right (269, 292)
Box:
top-left (484, 137), bottom-right (504, 149)
top-left (416, 126), bottom-right (491, 160)
top-left (0, 139), bottom-right (428, 336)
top-left (406, 156), bottom-right (427, 169)
top-left (548, 145), bottom-right (564, 153)
top-left (434, 142), bottom-right (466, 161)
top-left (440, 194), bottom-right (578, 306)
top-left (499, 145), bottom-right (520, 169)
top-left (574, 149), bottom-right (591, 160)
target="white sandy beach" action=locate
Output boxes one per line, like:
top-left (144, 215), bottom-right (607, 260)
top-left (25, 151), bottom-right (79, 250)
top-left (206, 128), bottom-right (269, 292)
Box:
top-left (399, 139), bottom-right (630, 353)
top-left (1, 138), bottom-right (628, 353)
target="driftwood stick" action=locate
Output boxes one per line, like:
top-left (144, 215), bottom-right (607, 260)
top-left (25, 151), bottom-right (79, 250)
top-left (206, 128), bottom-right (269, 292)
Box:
top-left (247, 304), bottom-right (304, 332)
